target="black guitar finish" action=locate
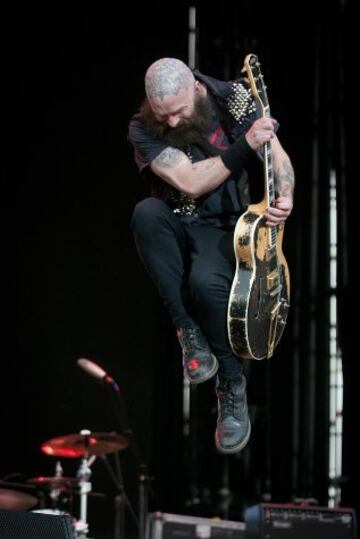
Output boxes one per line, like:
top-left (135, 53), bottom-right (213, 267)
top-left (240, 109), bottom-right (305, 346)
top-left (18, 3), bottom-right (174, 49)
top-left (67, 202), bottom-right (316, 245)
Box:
top-left (227, 54), bottom-right (290, 360)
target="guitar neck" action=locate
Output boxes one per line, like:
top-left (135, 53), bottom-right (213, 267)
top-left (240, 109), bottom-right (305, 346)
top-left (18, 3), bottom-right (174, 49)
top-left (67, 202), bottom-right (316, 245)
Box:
top-left (263, 142), bottom-right (275, 208)
top-left (262, 107), bottom-right (277, 247)
top-left (262, 106), bottom-right (275, 209)
top-left (243, 53), bottom-right (278, 245)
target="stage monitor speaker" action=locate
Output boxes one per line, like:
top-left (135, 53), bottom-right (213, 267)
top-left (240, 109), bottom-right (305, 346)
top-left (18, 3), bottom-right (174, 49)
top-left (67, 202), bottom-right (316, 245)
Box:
top-left (147, 511), bottom-right (245, 539)
top-left (0, 508), bottom-right (75, 539)
top-left (244, 503), bottom-right (357, 539)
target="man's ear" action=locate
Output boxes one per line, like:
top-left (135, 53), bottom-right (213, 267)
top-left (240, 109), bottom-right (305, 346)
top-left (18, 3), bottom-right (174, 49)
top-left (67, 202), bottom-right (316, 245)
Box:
top-left (194, 80), bottom-right (205, 96)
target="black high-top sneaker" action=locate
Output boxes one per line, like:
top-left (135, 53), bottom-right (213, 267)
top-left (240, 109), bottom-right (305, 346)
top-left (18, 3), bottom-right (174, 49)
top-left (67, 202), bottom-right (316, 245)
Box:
top-left (176, 324), bottom-right (218, 383)
top-left (215, 373), bottom-right (251, 453)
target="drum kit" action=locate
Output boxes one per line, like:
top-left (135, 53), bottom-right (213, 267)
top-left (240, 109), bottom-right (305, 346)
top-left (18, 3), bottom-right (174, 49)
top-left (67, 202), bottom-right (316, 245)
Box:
top-left (1, 359), bottom-right (152, 538)
top-left (0, 430), bottom-right (129, 538)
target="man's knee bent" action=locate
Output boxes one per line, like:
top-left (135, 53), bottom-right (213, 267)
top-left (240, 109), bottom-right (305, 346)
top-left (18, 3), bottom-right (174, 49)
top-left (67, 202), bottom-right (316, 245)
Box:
top-left (190, 273), bottom-right (230, 309)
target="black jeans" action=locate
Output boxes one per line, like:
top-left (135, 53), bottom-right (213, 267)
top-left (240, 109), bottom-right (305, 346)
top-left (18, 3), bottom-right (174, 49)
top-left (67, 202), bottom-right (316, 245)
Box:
top-left (130, 197), bottom-right (243, 378)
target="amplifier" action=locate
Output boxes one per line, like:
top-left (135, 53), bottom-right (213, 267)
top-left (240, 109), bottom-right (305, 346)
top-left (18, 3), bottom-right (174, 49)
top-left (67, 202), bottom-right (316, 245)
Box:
top-left (244, 503), bottom-right (357, 539)
top-left (146, 511), bottom-right (245, 539)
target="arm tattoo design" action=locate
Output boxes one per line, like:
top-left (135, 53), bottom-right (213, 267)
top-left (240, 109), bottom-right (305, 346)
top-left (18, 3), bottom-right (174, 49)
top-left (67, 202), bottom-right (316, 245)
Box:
top-left (202, 158), bottom-right (217, 171)
top-left (154, 147), bottom-right (184, 169)
top-left (275, 158), bottom-right (295, 197)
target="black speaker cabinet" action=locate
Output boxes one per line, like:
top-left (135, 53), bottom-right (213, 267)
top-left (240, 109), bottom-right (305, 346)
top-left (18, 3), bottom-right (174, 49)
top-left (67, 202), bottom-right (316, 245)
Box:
top-left (0, 508), bottom-right (75, 539)
top-left (244, 503), bottom-right (357, 539)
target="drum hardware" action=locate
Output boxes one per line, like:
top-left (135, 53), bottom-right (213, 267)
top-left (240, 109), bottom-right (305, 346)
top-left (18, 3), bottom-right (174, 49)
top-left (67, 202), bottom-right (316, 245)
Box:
top-left (75, 430), bottom-right (93, 538)
top-left (27, 460), bottom-right (77, 533)
top-left (27, 475), bottom-right (79, 490)
top-left (39, 429), bottom-right (122, 537)
top-left (41, 431), bottom-right (128, 458)
top-left (28, 469), bottom-right (76, 515)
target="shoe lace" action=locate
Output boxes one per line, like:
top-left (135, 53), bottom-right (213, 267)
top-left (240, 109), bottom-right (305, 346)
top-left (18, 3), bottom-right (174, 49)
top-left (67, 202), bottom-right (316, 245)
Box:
top-left (181, 325), bottom-right (206, 351)
top-left (218, 382), bottom-right (235, 417)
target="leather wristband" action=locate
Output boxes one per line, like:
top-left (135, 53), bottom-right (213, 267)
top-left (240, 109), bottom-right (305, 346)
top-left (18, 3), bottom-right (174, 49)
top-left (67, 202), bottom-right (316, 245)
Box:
top-left (221, 134), bottom-right (253, 173)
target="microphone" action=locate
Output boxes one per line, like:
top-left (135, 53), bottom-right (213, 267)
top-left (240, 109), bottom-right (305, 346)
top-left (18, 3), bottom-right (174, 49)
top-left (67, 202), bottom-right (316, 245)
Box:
top-left (77, 358), bottom-right (120, 392)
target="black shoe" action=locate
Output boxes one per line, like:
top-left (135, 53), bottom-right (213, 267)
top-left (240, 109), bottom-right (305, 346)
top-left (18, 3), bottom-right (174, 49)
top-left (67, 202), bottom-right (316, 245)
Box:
top-left (177, 324), bottom-right (218, 384)
top-left (215, 373), bottom-right (251, 454)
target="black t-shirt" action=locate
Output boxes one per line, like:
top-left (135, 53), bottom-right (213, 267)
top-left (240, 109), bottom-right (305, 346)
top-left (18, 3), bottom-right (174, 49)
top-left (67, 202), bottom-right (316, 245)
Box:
top-left (128, 78), bottom-right (258, 227)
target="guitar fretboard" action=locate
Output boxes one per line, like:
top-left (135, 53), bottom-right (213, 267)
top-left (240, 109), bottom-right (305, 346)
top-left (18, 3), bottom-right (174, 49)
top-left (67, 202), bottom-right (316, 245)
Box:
top-left (263, 108), bottom-right (277, 248)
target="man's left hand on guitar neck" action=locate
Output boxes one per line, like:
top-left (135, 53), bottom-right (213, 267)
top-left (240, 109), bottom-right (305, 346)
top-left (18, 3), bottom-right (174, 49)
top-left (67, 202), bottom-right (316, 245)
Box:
top-left (264, 195), bottom-right (293, 227)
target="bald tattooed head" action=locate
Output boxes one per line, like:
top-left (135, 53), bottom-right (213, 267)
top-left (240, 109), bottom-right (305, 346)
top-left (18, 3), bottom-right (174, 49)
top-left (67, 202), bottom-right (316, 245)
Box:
top-left (145, 58), bottom-right (194, 99)
top-left (139, 57), bottom-right (214, 149)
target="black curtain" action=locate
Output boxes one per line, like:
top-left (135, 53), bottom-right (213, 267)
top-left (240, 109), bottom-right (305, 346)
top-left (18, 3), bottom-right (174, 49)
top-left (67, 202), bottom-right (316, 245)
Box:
top-left (4, 3), bottom-right (358, 538)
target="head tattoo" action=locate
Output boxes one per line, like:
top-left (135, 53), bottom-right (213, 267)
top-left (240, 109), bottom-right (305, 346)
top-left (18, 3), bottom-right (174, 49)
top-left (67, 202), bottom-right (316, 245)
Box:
top-left (145, 58), bottom-right (194, 100)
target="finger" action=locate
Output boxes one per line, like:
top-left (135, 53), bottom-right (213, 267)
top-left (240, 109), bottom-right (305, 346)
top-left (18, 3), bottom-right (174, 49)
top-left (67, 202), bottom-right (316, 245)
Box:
top-left (267, 207), bottom-right (285, 217)
top-left (275, 197), bottom-right (293, 209)
top-left (265, 218), bottom-right (285, 227)
top-left (275, 202), bottom-right (291, 211)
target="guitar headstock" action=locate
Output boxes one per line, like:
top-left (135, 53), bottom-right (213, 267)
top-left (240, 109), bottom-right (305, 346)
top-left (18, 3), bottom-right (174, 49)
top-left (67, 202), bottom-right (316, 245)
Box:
top-left (241, 53), bottom-right (269, 114)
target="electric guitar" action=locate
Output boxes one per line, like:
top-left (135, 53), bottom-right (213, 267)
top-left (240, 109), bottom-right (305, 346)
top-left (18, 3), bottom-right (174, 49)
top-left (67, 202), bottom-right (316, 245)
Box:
top-left (227, 54), bottom-right (290, 360)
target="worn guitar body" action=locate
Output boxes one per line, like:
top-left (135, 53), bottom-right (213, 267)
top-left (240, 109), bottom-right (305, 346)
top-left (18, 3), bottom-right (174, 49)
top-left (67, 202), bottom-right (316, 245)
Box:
top-left (227, 53), bottom-right (291, 360)
top-left (228, 203), bottom-right (290, 359)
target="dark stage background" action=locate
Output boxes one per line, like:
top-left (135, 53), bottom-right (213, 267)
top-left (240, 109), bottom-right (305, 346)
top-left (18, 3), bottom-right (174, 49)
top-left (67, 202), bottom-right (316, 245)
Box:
top-left (4, 3), bottom-right (357, 538)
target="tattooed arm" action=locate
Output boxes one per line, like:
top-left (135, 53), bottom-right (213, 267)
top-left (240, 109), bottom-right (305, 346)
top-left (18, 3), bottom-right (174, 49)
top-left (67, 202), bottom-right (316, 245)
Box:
top-left (264, 135), bottom-right (295, 226)
top-left (150, 146), bottom-right (231, 198)
top-left (150, 116), bottom-right (285, 199)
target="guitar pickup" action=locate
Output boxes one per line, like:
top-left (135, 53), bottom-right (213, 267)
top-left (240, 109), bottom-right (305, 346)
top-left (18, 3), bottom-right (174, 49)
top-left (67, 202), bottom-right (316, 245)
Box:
top-left (267, 270), bottom-right (280, 292)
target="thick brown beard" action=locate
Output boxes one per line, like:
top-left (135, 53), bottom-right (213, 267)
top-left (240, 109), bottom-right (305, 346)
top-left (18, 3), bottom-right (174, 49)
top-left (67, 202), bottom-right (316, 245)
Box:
top-left (137, 94), bottom-right (214, 151)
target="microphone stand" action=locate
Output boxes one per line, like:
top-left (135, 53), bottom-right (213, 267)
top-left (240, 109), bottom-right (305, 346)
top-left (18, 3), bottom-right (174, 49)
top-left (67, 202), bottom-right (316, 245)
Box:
top-left (99, 452), bottom-right (139, 539)
top-left (77, 359), bottom-right (153, 539)
top-left (105, 378), bottom-right (153, 539)
top-left (138, 463), bottom-right (150, 539)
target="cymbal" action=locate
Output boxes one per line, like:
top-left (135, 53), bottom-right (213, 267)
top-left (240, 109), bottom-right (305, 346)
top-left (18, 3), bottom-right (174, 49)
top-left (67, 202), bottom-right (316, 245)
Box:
top-left (27, 476), bottom-right (78, 490)
top-left (0, 488), bottom-right (38, 511)
top-left (41, 432), bottom-right (128, 458)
